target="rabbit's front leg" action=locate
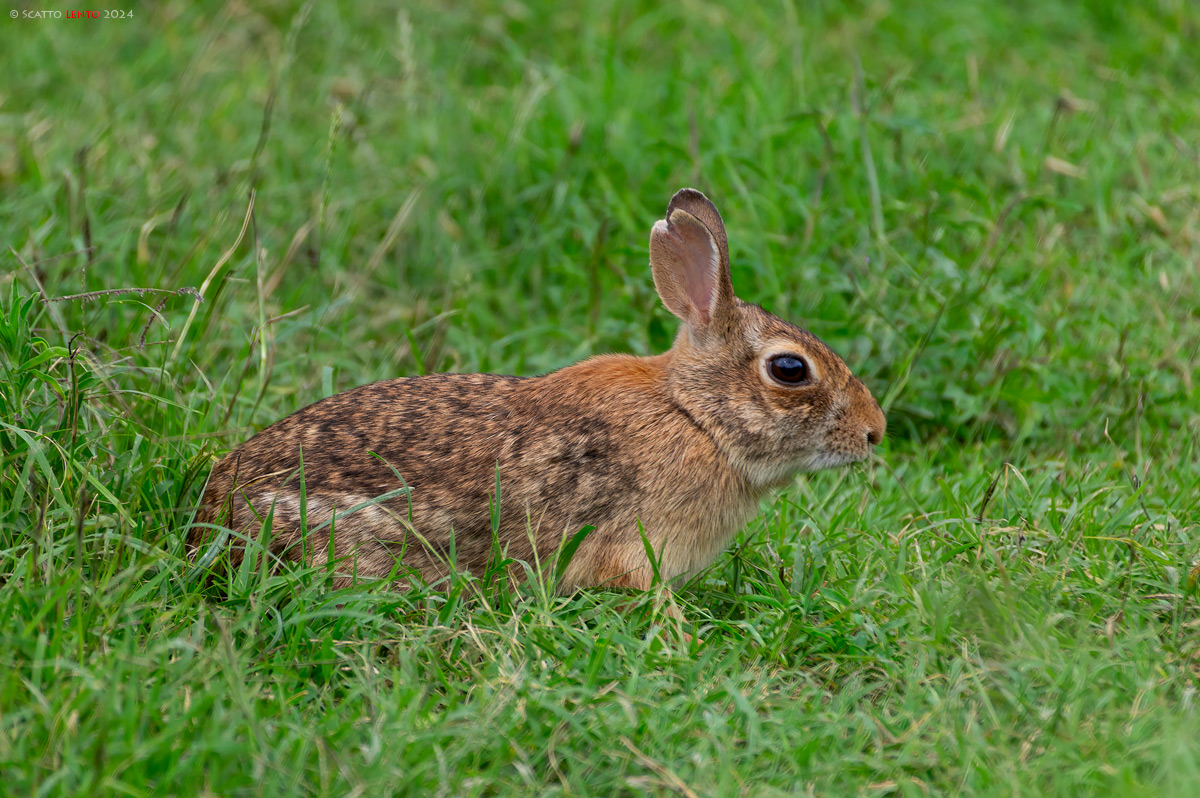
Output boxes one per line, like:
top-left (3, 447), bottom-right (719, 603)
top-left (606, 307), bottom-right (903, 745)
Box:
top-left (596, 563), bottom-right (697, 643)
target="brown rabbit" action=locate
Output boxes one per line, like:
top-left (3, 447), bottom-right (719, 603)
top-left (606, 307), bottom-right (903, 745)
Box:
top-left (189, 188), bottom-right (885, 614)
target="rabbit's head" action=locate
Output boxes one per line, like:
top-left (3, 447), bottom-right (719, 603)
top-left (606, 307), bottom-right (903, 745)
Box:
top-left (650, 189), bottom-right (886, 488)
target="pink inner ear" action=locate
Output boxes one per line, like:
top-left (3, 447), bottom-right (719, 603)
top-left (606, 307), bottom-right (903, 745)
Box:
top-left (673, 217), bottom-right (720, 326)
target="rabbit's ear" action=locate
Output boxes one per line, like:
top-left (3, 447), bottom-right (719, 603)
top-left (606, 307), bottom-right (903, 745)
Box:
top-left (666, 188), bottom-right (729, 271)
top-left (650, 193), bottom-right (734, 331)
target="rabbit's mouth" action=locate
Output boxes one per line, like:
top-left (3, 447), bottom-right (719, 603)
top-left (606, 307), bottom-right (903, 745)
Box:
top-left (791, 447), bottom-right (872, 475)
top-left (812, 448), bottom-right (875, 471)
top-left (735, 447), bottom-right (868, 489)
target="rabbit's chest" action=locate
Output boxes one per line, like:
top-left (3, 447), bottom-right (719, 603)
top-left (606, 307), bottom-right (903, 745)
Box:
top-left (646, 493), bottom-right (761, 583)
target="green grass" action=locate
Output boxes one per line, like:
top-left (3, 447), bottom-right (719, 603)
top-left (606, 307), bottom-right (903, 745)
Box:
top-left (2, 0), bottom-right (1199, 794)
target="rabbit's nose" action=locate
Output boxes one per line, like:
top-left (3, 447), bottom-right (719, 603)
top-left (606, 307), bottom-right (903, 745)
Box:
top-left (855, 380), bottom-right (886, 447)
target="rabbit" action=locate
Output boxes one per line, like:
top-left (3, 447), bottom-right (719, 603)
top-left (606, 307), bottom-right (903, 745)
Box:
top-left (188, 188), bottom-right (885, 618)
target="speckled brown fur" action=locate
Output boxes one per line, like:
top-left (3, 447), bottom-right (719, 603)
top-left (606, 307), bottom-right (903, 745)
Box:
top-left (188, 189), bottom-right (885, 600)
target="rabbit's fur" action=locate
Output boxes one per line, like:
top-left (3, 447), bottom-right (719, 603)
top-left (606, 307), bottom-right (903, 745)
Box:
top-left (189, 189), bottom-right (885, 598)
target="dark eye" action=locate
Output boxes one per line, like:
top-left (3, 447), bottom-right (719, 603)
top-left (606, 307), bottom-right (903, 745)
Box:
top-left (768, 355), bottom-right (809, 385)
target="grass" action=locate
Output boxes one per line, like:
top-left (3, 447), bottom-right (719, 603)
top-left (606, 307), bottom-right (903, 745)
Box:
top-left (1, 0), bottom-right (1198, 794)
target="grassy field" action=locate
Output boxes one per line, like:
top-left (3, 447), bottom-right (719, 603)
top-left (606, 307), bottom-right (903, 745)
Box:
top-left (2, 0), bottom-right (1199, 794)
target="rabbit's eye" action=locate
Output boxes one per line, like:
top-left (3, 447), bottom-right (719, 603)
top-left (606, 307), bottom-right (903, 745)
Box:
top-left (768, 355), bottom-right (809, 385)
